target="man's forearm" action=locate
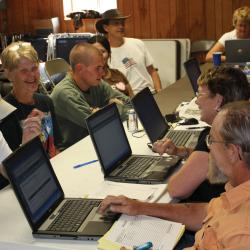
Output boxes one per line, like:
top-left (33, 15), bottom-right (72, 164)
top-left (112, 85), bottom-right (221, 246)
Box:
top-left (151, 69), bottom-right (162, 92)
top-left (137, 202), bottom-right (207, 231)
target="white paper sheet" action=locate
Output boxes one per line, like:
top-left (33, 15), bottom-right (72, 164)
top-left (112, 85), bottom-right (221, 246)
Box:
top-left (88, 181), bottom-right (168, 202)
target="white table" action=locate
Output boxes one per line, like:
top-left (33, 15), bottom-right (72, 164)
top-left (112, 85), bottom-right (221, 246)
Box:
top-left (0, 125), bottom-right (160, 250)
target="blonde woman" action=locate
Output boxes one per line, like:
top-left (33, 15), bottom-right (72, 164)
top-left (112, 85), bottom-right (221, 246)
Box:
top-left (0, 42), bottom-right (62, 158)
top-left (206, 6), bottom-right (250, 62)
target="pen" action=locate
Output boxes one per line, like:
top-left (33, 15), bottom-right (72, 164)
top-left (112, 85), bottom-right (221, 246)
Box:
top-left (133, 242), bottom-right (153, 250)
top-left (73, 159), bottom-right (98, 169)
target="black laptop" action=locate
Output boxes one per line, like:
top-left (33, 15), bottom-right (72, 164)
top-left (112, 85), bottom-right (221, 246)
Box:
top-left (183, 57), bottom-right (201, 94)
top-left (86, 103), bottom-right (181, 184)
top-left (3, 137), bottom-right (115, 240)
top-left (225, 39), bottom-right (250, 65)
top-left (131, 87), bottom-right (201, 147)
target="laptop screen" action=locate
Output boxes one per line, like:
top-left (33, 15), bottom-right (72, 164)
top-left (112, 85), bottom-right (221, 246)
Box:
top-left (86, 104), bottom-right (131, 175)
top-left (131, 87), bottom-right (168, 143)
top-left (183, 58), bottom-right (201, 94)
top-left (3, 137), bottom-right (63, 228)
top-left (56, 36), bottom-right (92, 63)
top-left (225, 39), bottom-right (250, 64)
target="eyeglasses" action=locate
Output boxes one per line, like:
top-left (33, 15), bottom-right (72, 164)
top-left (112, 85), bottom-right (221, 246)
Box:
top-left (195, 92), bottom-right (210, 98)
top-left (206, 134), bottom-right (229, 148)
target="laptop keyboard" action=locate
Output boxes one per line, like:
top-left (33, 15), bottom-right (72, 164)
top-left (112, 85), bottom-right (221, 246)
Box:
top-left (166, 130), bottom-right (200, 147)
top-left (48, 199), bottom-right (100, 232)
top-left (119, 157), bottom-right (160, 178)
top-left (167, 130), bottom-right (190, 146)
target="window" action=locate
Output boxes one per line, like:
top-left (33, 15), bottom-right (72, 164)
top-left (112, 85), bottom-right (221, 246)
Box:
top-left (63, 0), bottom-right (117, 19)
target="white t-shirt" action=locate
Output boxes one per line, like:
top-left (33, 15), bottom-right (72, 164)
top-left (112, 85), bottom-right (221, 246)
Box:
top-left (109, 38), bottom-right (155, 95)
top-left (0, 131), bottom-right (11, 164)
top-left (218, 29), bottom-right (237, 47)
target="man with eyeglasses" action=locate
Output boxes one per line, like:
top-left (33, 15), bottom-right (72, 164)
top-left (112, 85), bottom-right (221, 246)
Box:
top-left (153, 66), bottom-right (250, 202)
top-left (99, 101), bottom-right (250, 249)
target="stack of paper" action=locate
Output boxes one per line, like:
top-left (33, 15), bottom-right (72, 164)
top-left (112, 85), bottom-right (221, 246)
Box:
top-left (89, 181), bottom-right (169, 202)
top-left (98, 214), bottom-right (185, 250)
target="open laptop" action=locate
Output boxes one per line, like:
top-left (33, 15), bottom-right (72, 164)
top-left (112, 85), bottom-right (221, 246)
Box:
top-left (225, 39), bottom-right (250, 65)
top-left (86, 103), bottom-right (181, 184)
top-left (2, 137), bottom-right (115, 240)
top-left (183, 57), bottom-right (201, 94)
top-left (131, 87), bottom-right (201, 147)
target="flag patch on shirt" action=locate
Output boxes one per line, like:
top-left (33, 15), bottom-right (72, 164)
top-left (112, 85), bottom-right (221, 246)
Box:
top-left (122, 57), bottom-right (136, 69)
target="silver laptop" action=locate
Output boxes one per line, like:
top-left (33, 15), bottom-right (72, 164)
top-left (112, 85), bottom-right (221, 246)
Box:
top-left (131, 87), bottom-right (201, 147)
top-left (3, 137), bottom-right (115, 240)
top-left (86, 103), bottom-right (181, 184)
top-left (225, 39), bottom-right (250, 65)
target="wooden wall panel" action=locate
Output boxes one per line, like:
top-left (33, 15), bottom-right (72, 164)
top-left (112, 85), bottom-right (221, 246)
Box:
top-left (117, 0), bottom-right (135, 37)
top-left (188, 0), bottom-right (205, 39)
top-left (205, 0), bottom-right (216, 39)
top-left (0, 0), bottom-right (249, 42)
top-left (7, 0), bottom-right (25, 34)
top-left (155, 0), bottom-right (171, 37)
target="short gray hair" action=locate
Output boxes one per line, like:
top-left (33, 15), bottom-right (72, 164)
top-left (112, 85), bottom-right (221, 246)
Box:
top-left (220, 101), bottom-right (250, 167)
top-left (1, 41), bottom-right (39, 71)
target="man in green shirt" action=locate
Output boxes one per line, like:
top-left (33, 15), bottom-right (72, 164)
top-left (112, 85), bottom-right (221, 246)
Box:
top-left (51, 43), bottom-right (131, 150)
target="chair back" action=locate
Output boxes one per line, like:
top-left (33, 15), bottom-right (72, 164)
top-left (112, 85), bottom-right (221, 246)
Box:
top-left (190, 40), bottom-right (215, 63)
top-left (45, 58), bottom-right (70, 85)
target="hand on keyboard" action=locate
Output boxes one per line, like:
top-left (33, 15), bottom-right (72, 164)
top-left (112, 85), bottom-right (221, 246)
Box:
top-left (152, 139), bottom-right (177, 155)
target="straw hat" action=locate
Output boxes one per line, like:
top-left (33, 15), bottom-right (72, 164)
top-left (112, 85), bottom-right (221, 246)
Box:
top-left (95, 9), bottom-right (130, 34)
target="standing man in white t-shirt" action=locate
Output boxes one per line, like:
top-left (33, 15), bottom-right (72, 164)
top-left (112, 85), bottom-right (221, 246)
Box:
top-left (95, 9), bottom-right (162, 95)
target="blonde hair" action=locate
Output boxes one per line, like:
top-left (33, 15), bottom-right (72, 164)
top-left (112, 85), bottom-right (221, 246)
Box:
top-left (1, 41), bottom-right (39, 71)
top-left (232, 6), bottom-right (250, 27)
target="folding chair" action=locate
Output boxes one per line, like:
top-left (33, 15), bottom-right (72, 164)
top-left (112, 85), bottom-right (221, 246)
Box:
top-left (45, 58), bottom-right (70, 86)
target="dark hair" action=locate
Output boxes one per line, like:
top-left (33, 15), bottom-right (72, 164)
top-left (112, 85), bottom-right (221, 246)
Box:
top-left (88, 35), bottom-right (111, 55)
top-left (198, 66), bottom-right (250, 106)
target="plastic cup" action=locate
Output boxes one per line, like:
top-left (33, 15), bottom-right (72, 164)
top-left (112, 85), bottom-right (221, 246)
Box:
top-left (213, 52), bottom-right (222, 66)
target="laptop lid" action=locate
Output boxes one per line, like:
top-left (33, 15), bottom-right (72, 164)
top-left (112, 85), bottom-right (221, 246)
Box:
top-left (183, 57), bottom-right (201, 94)
top-left (131, 87), bottom-right (169, 143)
top-left (86, 103), bottom-right (132, 177)
top-left (3, 137), bottom-right (115, 240)
top-left (3, 137), bottom-right (64, 232)
top-left (225, 39), bottom-right (250, 64)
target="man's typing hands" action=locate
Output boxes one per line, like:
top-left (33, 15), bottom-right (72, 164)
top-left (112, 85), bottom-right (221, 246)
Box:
top-left (153, 138), bottom-right (178, 155)
top-left (98, 195), bottom-right (142, 216)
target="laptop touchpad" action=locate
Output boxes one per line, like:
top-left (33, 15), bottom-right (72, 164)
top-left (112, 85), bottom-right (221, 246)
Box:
top-left (81, 221), bottom-right (113, 235)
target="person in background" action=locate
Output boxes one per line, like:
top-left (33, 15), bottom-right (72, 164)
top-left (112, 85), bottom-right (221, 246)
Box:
top-left (51, 43), bottom-right (131, 150)
top-left (206, 6), bottom-right (250, 62)
top-left (95, 9), bottom-right (162, 95)
top-left (0, 41), bottom-right (62, 158)
top-left (99, 101), bottom-right (250, 249)
top-left (88, 35), bottom-right (134, 97)
top-left (0, 97), bottom-right (42, 188)
top-left (153, 66), bottom-right (250, 202)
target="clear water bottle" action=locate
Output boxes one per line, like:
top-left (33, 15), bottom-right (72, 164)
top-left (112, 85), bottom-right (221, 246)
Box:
top-left (127, 109), bottom-right (138, 132)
